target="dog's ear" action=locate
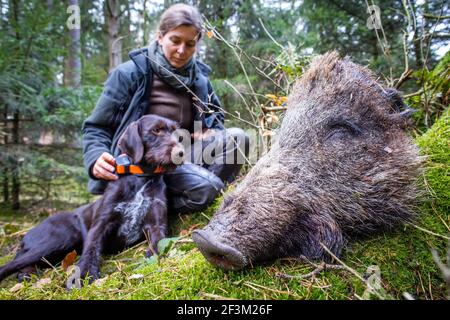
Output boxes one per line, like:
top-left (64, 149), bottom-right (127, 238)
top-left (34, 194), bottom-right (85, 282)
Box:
top-left (118, 121), bottom-right (144, 163)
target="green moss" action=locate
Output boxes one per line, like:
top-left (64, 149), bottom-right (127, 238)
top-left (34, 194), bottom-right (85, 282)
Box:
top-left (416, 108), bottom-right (450, 212)
top-left (0, 111), bottom-right (449, 300)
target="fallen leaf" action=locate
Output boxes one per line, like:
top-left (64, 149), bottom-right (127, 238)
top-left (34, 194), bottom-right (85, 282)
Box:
top-left (93, 276), bottom-right (108, 287)
top-left (33, 278), bottom-right (51, 289)
top-left (128, 274), bottom-right (144, 280)
top-left (9, 283), bottom-right (24, 293)
top-left (61, 250), bottom-right (77, 271)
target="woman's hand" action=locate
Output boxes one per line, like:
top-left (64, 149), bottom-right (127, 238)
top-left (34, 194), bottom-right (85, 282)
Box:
top-left (191, 129), bottom-right (216, 141)
top-left (92, 152), bottom-right (118, 181)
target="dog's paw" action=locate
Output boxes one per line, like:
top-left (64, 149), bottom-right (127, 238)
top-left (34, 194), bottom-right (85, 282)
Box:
top-left (77, 261), bottom-right (100, 283)
top-left (145, 246), bottom-right (158, 258)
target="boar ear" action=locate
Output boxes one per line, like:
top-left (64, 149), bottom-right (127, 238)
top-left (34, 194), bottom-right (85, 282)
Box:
top-left (397, 108), bottom-right (416, 119)
top-left (385, 88), bottom-right (406, 113)
top-left (118, 121), bottom-right (144, 164)
top-left (385, 88), bottom-right (416, 127)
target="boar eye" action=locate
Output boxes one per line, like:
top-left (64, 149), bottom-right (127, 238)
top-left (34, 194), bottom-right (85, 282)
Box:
top-left (325, 119), bottom-right (362, 141)
top-left (326, 128), bottom-right (349, 140)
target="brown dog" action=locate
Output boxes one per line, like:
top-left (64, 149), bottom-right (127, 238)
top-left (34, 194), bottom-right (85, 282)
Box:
top-left (0, 115), bottom-right (184, 284)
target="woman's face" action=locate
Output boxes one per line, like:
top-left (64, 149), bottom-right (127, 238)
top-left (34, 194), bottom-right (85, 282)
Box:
top-left (157, 25), bottom-right (199, 68)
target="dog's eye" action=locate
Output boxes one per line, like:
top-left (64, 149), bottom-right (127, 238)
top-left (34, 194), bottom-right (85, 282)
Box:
top-left (151, 128), bottom-right (163, 135)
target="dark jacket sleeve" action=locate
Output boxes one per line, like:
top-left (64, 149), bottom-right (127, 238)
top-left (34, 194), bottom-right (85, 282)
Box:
top-left (205, 80), bottom-right (225, 130)
top-left (82, 67), bottom-right (135, 179)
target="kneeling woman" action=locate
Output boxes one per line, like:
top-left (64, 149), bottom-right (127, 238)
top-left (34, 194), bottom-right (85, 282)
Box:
top-left (82, 3), bottom-right (249, 214)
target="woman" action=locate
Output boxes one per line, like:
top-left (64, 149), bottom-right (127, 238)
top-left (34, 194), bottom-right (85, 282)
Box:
top-left (82, 4), bottom-right (249, 214)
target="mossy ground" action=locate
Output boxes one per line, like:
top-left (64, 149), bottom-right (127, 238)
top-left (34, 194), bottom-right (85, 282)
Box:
top-left (0, 110), bottom-right (448, 300)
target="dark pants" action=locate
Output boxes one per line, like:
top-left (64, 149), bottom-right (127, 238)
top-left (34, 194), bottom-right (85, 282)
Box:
top-left (164, 128), bottom-right (249, 214)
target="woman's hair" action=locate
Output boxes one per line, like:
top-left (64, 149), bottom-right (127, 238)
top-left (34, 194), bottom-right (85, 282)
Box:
top-left (157, 4), bottom-right (203, 40)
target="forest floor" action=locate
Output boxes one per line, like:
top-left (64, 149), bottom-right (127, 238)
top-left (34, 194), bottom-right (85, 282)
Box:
top-left (0, 109), bottom-right (448, 300)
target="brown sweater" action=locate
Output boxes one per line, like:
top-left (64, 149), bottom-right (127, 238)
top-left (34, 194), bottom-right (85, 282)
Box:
top-left (146, 75), bottom-right (193, 131)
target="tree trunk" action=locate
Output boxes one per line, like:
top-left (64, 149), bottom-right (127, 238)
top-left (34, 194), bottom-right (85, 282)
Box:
top-left (12, 111), bottom-right (20, 210)
top-left (106, 0), bottom-right (122, 72)
top-left (3, 105), bottom-right (9, 204)
top-left (66, 0), bottom-right (81, 88)
top-left (3, 171), bottom-right (9, 204)
top-left (142, 0), bottom-right (148, 46)
top-left (10, 0), bottom-right (20, 210)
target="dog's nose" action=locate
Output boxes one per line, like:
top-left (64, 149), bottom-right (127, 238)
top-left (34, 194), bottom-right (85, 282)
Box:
top-left (171, 145), bottom-right (185, 165)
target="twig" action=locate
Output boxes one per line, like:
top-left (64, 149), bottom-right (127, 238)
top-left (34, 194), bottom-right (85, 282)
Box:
top-left (423, 13), bottom-right (450, 19)
top-left (320, 243), bottom-right (386, 300)
top-left (276, 258), bottom-right (345, 280)
top-left (407, 222), bottom-right (450, 240)
top-left (201, 292), bottom-right (238, 300)
top-left (258, 18), bottom-right (284, 50)
top-left (262, 106), bottom-right (288, 112)
top-left (40, 257), bottom-right (58, 272)
top-left (403, 88), bottom-right (425, 98)
top-left (395, 29), bottom-right (413, 90)
top-left (395, 69), bottom-right (413, 89)
top-left (243, 281), bottom-right (298, 297)
top-left (203, 17), bottom-right (261, 111)
top-left (114, 240), bottom-right (146, 258)
top-left (6, 227), bottom-right (32, 237)
top-left (223, 80), bottom-right (259, 126)
top-left (142, 228), bottom-right (157, 258)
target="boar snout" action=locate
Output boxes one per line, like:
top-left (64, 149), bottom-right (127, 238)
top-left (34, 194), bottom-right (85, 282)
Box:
top-left (192, 229), bottom-right (248, 271)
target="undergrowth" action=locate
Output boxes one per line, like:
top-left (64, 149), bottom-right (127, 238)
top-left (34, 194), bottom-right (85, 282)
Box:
top-left (0, 109), bottom-right (448, 300)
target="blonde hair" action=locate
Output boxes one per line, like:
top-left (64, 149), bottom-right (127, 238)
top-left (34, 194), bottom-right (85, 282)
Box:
top-left (157, 4), bottom-right (203, 40)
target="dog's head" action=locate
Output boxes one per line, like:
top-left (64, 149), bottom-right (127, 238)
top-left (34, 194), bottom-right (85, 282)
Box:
top-left (118, 115), bottom-right (185, 170)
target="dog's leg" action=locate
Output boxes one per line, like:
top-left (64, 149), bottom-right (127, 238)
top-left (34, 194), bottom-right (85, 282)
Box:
top-left (76, 201), bottom-right (119, 282)
top-left (0, 212), bottom-right (82, 283)
top-left (143, 197), bottom-right (168, 258)
top-left (0, 250), bottom-right (45, 282)
top-left (76, 220), bottom-right (106, 282)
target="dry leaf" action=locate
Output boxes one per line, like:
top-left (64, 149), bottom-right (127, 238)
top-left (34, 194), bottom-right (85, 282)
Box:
top-left (128, 274), bottom-right (144, 280)
top-left (9, 283), bottom-right (24, 293)
top-left (93, 276), bottom-right (108, 287)
top-left (33, 277), bottom-right (51, 289)
top-left (61, 250), bottom-right (77, 271)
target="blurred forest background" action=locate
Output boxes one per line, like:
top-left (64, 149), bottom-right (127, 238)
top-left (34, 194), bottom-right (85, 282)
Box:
top-left (0, 0), bottom-right (448, 212)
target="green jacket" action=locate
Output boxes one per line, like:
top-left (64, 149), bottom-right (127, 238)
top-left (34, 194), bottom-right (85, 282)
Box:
top-left (82, 47), bottom-right (224, 194)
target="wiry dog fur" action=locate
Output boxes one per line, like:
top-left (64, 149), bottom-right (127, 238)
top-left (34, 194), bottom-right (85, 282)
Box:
top-left (0, 115), bottom-right (184, 283)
